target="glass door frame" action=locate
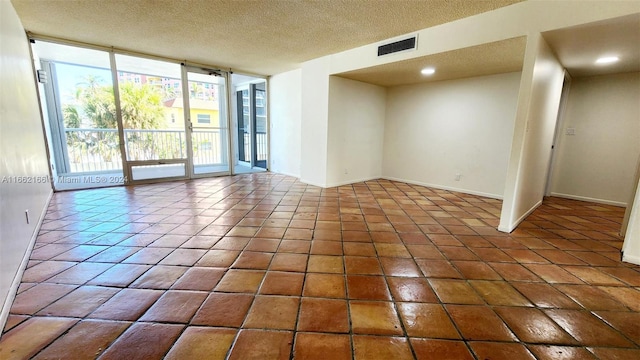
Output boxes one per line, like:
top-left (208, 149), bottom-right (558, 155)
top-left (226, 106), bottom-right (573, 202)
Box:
top-left (113, 53), bottom-right (190, 185)
top-left (31, 36), bottom-right (254, 187)
top-left (231, 75), bottom-right (269, 174)
top-left (182, 65), bottom-right (232, 179)
top-left (252, 83), bottom-right (267, 169)
top-left (235, 85), bottom-right (252, 169)
top-left (34, 43), bottom-right (128, 191)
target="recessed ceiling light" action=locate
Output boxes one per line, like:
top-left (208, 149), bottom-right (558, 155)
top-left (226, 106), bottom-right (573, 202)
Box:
top-left (421, 67), bottom-right (436, 75)
top-left (595, 56), bottom-right (619, 65)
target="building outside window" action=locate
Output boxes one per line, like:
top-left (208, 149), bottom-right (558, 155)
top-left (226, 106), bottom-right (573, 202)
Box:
top-left (197, 114), bottom-right (210, 124)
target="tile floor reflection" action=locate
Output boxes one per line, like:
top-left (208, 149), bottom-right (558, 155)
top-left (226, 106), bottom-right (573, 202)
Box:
top-left (0, 173), bottom-right (638, 359)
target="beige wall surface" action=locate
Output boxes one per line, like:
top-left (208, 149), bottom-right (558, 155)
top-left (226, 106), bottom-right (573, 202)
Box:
top-left (300, 57), bottom-right (331, 187)
top-left (0, 1), bottom-right (53, 327)
top-left (623, 176), bottom-right (640, 265)
top-left (269, 69), bottom-right (302, 178)
top-left (550, 72), bottom-right (640, 206)
top-left (327, 76), bottom-right (386, 187)
top-left (500, 34), bottom-right (566, 232)
top-left (383, 72), bottom-right (521, 198)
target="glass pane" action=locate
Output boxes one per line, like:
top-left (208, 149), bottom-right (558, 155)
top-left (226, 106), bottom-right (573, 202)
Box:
top-left (255, 87), bottom-right (267, 165)
top-left (32, 41), bottom-right (124, 189)
top-left (115, 54), bottom-right (186, 161)
top-left (231, 74), bottom-right (268, 173)
top-left (131, 164), bottom-right (185, 181)
top-left (33, 41), bottom-right (111, 68)
top-left (55, 62), bottom-right (122, 172)
top-left (188, 71), bottom-right (229, 175)
top-left (241, 89), bottom-right (251, 163)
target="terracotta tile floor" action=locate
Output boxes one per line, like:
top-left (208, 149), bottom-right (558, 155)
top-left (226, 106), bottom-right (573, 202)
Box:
top-left (1, 173), bottom-right (639, 359)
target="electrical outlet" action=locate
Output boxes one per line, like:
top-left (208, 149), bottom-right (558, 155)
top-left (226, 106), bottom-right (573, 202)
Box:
top-left (566, 127), bottom-right (576, 135)
top-left (344, 168), bottom-right (349, 175)
top-left (455, 174), bottom-right (462, 181)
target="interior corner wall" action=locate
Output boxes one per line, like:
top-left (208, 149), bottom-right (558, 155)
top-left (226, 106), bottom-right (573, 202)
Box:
top-left (0, 1), bottom-right (53, 328)
top-left (622, 176), bottom-right (640, 265)
top-left (382, 72), bottom-right (521, 198)
top-left (549, 72), bottom-right (640, 206)
top-left (326, 76), bottom-right (386, 187)
top-left (300, 57), bottom-right (331, 187)
top-left (269, 68), bottom-right (302, 178)
top-left (499, 34), bottom-right (566, 232)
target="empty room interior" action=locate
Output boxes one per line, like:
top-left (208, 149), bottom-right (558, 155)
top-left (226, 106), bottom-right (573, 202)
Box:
top-left (1, 0), bottom-right (640, 359)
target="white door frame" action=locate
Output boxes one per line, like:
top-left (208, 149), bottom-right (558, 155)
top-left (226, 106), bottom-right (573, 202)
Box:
top-left (545, 71), bottom-right (572, 196)
top-left (182, 65), bottom-right (232, 179)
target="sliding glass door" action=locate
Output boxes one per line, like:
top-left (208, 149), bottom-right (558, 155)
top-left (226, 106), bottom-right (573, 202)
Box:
top-left (231, 74), bottom-right (268, 174)
top-left (185, 69), bottom-right (229, 176)
top-left (253, 84), bottom-right (267, 169)
top-left (33, 40), bottom-right (266, 189)
top-left (114, 55), bottom-right (187, 182)
top-left (236, 88), bottom-right (251, 166)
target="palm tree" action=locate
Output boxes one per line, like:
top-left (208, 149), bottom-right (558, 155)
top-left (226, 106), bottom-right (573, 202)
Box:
top-left (190, 82), bottom-right (204, 99)
top-left (118, 82), bottom-right (164, 129)
top-left (69, 75), bottom-right (167, 161)
top-left (62, 105), bottom-right (81, 128)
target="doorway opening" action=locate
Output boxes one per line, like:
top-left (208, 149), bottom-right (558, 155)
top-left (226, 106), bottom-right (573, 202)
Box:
top-left (184, 68), bottom-right (230, 177)
top-left (231, 74), bottom-right (268, 174)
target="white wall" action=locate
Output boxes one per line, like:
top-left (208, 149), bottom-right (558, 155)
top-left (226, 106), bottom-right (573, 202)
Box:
top-left (0, 1), bottom-right (53, 328)
top-left (289, 0), bottom-right (639, 191)
top-left (623, 176), bottom-right (640, 265)
top-left (269, 69), bottom-right (302, 177)
top-left (326, 76), bottom-right (386, 187)
top-left (550, 73), bottom-right (640, 206)
top-left (300, 57), bottom-right (331, 187)
top-left (500, 34), bottom-right (566, 232)
top-left (383, 72), bottom-right (521, 198)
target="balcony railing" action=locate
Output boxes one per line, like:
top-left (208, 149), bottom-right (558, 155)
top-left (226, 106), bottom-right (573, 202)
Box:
top-left (244, 132), bottom-right (268, 162)
top-left (124, 129), bottom-right (187, 161)
top-left (64, 128), bottom-right (122, 173)
top-left (192, 129), bottom-right (224, 165)
top-left (64, 128), bottom-right (265, 174)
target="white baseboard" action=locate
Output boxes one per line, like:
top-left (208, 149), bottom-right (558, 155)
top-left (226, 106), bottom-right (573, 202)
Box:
top-left (498, 199), bottom-right (543, 233)
top-left (325, 176), bottom-right (380, 188)
top-left (622, 252), bottom-right (640, 266)
top-left (382, 176), bottom-right (503, 200)
top-left (299, 178), bottom-right (327, 188)
top-left (550, 192), bottom-right (627, 208)
top-left (0, 189), bottom-right (53, 331)
top-left (270, 169), bottom-right (300, 179)
top-left (300, 175), bottom-right (505, 195)
top-left (299, 176), bottom-right (381, 189)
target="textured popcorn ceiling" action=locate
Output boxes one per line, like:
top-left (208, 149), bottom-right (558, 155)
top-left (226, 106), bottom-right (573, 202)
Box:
top-left (337, 11), bottom-right (640, 87)
top-left (336, 37), bottom-right (527, 87)
top-left (11, 0), bottom-right (522, 75)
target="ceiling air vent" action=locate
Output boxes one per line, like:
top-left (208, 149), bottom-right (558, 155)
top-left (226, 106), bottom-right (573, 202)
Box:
top-left (378, 36), bottom-right (417, 56)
